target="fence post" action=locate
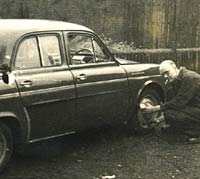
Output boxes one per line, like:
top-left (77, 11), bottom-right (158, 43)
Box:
top-left (172, 0), bottom-right (177, 62)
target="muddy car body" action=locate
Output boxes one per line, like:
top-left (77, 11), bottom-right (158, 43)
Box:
top-left (0, 19), bottom-right (166, 171)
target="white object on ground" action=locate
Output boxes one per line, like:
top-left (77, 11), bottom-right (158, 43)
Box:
top-left (101, 175), bottom-right (116, 179)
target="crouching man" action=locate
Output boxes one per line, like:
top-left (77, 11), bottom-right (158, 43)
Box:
top-left (142, 60), bottom-right (200, 143)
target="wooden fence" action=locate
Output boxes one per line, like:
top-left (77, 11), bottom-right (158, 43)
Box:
top-left (113, 48), bottom-right (200, 73)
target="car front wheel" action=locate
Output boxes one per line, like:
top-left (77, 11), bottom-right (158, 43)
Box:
top-left (133, 88), bottom-right (162, 135)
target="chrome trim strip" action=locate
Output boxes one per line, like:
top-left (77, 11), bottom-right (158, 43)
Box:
top-left (76, 78), bottom-right (127, 87)
top-left (130, 72), bottom-right (145, 76)
top-left (28, 131), bottom-right (75, 143)
top-left (0, 92), bottom-right (19, 99)
top-left (30, 97), bottom-right (75, 106)
top-left (76, 89), bottom-right (127, 99)
top-left (129, 76), bottom-right (151, 80)
top-left (21, 84), bottom-right (75, 96)
top-left (69, 61), bottom-right (116, 69)
top-left (23, 107), bottom-right (31, 142)
top-left (128, 75), bottom-right (161, 80)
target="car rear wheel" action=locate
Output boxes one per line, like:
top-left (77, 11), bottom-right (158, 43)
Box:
top-left (133, 88), bottom-right (162, 135)
top-left (0, 123), bottom-right (13, 172)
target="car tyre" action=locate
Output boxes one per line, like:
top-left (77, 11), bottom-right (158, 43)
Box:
top-left (0, 123), bottom-right (13, 172)
top-left (132, 88), bottom-right (162, 135)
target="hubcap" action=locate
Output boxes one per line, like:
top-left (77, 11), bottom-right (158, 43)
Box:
top-left (138, 95), bottom-right (160, 129)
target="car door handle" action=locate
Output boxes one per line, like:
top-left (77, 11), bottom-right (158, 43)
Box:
top-left (76, 74), bottom-right (87, 81)
top-left (20, 80), bottom-right (33, 87)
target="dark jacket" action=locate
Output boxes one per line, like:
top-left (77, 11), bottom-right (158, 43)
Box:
top-left (161, 67), bottom-right (200, 111)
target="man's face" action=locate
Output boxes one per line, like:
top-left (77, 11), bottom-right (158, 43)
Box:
top-left (160, 65), bottom-right (177, 82)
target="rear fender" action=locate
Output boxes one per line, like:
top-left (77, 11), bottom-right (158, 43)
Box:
top-left (0, 112), bottom-right (26, 147)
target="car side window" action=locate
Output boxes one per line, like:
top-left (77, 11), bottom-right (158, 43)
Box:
top-left (15, 35), bottom-right (62, 69)
top-left (68, 34), bottom-right (94, 65)
top-left (67, 34), bottom-right (113, 65)
top-left (93, 40), bottom-right (111, 63)
top-left (39, 36), bottom-right (62, 66)
top-left (15, 37), bottom-right (41, 69)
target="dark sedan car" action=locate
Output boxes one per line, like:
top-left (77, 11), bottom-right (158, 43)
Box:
top-left (0, 19), bottom-right (166, 171)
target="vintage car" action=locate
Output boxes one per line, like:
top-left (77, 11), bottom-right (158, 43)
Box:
top-left (0, 19), bottom-right (166, 171)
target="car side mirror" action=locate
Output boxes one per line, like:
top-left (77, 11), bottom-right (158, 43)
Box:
top-left (2, 72), bottom-right (9, 84)
top-left (0, 63), bottom-right (11, 84)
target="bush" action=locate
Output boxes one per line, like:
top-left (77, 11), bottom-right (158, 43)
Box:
top-left (99, 34), bottom-right (137, 53)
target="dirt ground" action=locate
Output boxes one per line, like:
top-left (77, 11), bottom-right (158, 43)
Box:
top-left (1, 124), bottom-right (200, 179)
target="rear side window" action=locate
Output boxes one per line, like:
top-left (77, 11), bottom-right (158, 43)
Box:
top-left (15, 37), bottom-right (40, 69)
top-left (15, 35), bottom-right (62, 69)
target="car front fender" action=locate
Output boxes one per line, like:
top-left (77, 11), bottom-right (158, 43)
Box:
top-left (136, 79), bottom-right (166, 105)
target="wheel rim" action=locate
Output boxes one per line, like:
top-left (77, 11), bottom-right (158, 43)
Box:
top-left (0, 133), bottom-right (7, 164)
top-left (138, 94), bottom-right (160, 129)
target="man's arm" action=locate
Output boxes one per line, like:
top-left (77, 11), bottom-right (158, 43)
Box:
top-left (142, 76), bottom-right (199, 113)
top-left (140, 104), bottom-right (161, 113)
top-left (161, 77), bottom-right (199, 111)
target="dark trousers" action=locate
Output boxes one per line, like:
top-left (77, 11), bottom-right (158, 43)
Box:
top-left (164, 107), bottom-right (200, 136)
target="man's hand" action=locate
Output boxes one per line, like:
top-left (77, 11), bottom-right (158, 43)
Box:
top-left (140, 103), bottom-right (161, 113)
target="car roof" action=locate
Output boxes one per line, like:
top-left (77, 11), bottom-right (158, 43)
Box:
top-left (0, 19), bottom-right (94, 64)
top-left (0, 19), bottom-right (93, 33)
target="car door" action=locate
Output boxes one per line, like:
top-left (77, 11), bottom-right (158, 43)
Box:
top-left (65, 32), bottom-right (129, 130)
top-left (14, 33), bottom-right (76, 141)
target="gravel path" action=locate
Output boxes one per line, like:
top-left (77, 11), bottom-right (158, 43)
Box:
top-left (1, 124), bottom-right (200, 179)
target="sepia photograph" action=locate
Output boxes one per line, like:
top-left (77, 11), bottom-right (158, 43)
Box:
top-left (0, 0), bottom-right (200, 178)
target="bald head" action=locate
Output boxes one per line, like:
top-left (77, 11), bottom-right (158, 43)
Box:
top-left (159, 60), bottom-right (180, 82)
top-left (159, 60), bottom-right (177, 74)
